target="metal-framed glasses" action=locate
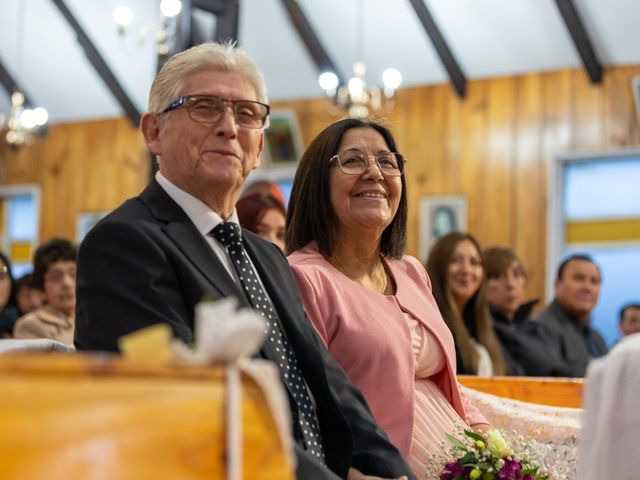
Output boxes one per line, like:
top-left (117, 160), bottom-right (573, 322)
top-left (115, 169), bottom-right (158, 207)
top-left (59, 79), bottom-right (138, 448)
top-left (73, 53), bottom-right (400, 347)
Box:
top-left (330, 150), bottom-right (406, 177)
top-left (162, 95), bottom-right (270, 129)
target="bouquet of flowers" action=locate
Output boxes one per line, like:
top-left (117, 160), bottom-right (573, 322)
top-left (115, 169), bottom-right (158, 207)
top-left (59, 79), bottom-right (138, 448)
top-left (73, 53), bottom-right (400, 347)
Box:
top-left (436, 429), bottom-right (549, 480)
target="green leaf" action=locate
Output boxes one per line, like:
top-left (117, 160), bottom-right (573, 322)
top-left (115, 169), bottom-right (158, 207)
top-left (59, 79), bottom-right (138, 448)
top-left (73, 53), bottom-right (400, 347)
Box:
top-left (447, 434), bottom-right (468, 451)
top-left (460, 452), bottom-right (477, 466)
top-left (522, 467), bottom-right (538, 475)
top-left (464, 430), bottom-right (486, 443)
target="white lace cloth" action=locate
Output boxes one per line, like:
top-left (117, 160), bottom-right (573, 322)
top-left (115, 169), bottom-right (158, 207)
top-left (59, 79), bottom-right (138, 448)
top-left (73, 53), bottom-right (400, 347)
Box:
top-left (460, 386), bottom-right (581, 480)
top-left (577, 333), bottom-right (640, 480)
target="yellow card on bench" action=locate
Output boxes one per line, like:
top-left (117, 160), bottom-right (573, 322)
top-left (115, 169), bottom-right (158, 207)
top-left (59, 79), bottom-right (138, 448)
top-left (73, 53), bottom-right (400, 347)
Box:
top-left (118, 324), bottom-right (174, 362)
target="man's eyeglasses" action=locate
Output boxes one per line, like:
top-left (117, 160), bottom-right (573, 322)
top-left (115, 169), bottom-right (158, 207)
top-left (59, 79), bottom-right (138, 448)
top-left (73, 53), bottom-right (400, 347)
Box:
top-left (330, 150), bottom-right (406, 177)
top-left (161, 95), bottom-right (270, 129)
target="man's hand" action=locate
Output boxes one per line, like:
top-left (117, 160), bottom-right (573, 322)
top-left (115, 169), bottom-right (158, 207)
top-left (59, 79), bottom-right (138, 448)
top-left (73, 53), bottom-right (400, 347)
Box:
top-left (347, 467), bottom-right (408, 480)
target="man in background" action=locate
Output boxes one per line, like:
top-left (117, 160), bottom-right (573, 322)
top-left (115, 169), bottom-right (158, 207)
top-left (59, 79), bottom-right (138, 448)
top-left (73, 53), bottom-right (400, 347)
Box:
top-left (535, 254), bottom-right (607, 376)
top-left (618, 303), bottom-right (640, 339)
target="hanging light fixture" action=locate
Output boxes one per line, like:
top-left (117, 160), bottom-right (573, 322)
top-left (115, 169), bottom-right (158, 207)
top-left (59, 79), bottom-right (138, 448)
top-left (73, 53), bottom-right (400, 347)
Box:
top-left (318, 0), bottom-right (402, 119)
top-left (2, 0), bottom-right (49, 148)
top-left (112, 0), bottom-right (183, 56)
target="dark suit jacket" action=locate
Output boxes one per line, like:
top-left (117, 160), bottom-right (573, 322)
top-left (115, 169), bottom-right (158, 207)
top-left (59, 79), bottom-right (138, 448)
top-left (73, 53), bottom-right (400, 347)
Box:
top-left (75, 179), bottom-right (413, 480)
top-left (534, 300), bottom-right (608, 377)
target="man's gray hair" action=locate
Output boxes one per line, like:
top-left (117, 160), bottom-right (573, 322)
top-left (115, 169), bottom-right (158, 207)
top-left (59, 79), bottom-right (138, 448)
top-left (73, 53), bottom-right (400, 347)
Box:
top-left (148, 42), bottom-right (268, 114)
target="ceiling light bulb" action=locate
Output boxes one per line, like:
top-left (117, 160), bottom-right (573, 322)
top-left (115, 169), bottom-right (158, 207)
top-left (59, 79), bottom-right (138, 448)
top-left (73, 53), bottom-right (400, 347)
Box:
top-left (160, 0), bottom-right (182, 18)
top-left (20, 109), bottom-right (36, 129)
top-left (382, 68), bottom-right (402, 90)
top-left (318, 72), bottom-right (339, 91)
top-left (348, 77), bottom-right (364, 98)
top-left (113, 6), bottom-right (133, 27)
top-left (33, 107), bottom-right (49, 126)
top-left (11, 91), bottom-right (25, 107)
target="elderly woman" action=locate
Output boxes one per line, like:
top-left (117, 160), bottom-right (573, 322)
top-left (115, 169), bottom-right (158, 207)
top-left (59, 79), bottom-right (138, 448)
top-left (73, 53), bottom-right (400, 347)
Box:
top-left (286, 118), bottom-right (487, 477)
top-left (425, 232), bottom-right (508, 376)
top-left (236, 192), bottom-right (286, 251)
top-left (483, 246), bottom-right (571, 376)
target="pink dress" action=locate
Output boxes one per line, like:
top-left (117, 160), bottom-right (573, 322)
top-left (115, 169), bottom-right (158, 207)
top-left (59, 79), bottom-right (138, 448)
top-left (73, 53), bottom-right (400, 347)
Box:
top-left (288, 244), bottom-right (487, 476)
top-left (405, 313), bottom-right (467, 475)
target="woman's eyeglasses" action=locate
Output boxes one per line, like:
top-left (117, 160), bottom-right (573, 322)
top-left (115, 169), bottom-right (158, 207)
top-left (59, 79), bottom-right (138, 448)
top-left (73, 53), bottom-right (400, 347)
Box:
top-left (330, 150), bottom-right (406, 177)
top-left (162, 95), bottom-right (270, 129)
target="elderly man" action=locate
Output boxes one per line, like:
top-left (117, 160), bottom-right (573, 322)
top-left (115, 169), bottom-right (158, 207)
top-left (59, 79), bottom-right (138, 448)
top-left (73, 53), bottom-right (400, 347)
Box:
top-left (535, 254), bottom-right (608, 377)
top-left (75, 43), bottom-right (412, 480)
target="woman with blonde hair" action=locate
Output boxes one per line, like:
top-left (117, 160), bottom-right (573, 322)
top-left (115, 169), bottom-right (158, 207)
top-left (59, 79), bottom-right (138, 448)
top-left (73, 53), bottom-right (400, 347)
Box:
top-left (425, 232), bottom-right (506, 376)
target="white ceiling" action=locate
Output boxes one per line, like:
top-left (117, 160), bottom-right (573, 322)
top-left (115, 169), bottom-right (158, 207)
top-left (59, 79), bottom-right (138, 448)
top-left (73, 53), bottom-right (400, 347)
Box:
top-left (1, 0), bottom-right (639, 125)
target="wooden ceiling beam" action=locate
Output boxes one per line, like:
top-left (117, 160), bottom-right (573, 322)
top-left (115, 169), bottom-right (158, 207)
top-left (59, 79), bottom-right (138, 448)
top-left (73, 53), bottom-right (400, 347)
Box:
top-left (214, 0), bottom-right (240, 44)
top-left (554, 0), bottom-right (602, 84)
top-left (0, 57), bottom-right (34, 109)
top-left (51, 0), bottom-right (141, 126)
top-left (192, 0), bottom-right (227, 16)
top-left (408, 0), bottom-right (466, 98)
top-left (281, 0), bottom-right (345, 85)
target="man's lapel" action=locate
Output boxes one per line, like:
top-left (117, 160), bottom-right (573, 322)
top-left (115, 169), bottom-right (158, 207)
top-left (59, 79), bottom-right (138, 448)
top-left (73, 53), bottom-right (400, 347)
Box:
top-left (140, 179), bottom-right (246, 302)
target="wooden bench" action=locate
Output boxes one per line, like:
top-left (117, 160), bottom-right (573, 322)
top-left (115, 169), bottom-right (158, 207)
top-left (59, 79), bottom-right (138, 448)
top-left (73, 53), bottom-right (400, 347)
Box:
top-left (0, 353), bottom-right (293, 479)
top-left (458, 375), bottom-right (584, 408)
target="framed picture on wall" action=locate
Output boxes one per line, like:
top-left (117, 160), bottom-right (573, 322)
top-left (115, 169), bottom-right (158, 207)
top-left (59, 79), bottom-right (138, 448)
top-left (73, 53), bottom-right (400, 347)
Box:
top-left (419, 195), bottom-right (467, 261)
top-left (262, 110), bottom-right (304, 169)
top-left (632, 75), bottom-right (640, 126)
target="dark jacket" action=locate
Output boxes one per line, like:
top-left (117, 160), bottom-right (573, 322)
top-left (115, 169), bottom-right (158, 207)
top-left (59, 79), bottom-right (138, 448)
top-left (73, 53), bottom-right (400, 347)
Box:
top-left (491, 301), bottom-right (574, 377)
top-left (75, 179), bottom-right (413, 480)
top-left (534, 300), bottom-right (608, 377)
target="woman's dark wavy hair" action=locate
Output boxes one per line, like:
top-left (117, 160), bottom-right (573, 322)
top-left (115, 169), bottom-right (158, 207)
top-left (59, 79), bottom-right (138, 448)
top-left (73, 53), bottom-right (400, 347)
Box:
top-left (285, 118), bottom-right (407, 259)
top-left (0, 250), bottom-right (17, 310)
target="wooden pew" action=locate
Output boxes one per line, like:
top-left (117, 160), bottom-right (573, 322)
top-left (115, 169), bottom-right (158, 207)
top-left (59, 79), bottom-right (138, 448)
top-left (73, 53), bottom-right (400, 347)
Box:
top-left (0, 353), bottom-right (294, 480)
top-left (458, 375), bottom-right (584, 408)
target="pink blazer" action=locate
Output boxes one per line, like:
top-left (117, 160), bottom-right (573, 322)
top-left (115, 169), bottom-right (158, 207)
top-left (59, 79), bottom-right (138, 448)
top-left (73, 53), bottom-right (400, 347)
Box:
top-left (288, 244), bottom-right (486, 458)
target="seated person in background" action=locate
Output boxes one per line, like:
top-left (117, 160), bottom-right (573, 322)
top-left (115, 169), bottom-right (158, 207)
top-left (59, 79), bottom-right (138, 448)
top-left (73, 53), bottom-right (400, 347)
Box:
top-left (483, 247), bottom-right (572, 376)
top-left (75, 42), bottom-right (412, 480)
top-left (14, 273), bottom-right (44, 315)
top-left (236, 192), bottom-right (286, 251)
top-left (13, 238), bottom-right (77, 345)
top-left (425, 232), bottom-right (508, 376)
top-left (286, 118), bottom-right (488, 478)
top-left (242, 179), bottom-right (286, 207)
top-left (534, 254), bottom-right (607, 377)
top-left (618, 302), bottom-right (640, 339)
top-left (0, 251), bottom-right (20, 338)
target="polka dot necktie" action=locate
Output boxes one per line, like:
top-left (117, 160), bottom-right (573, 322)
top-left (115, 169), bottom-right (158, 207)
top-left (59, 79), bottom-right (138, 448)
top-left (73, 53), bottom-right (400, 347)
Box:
top-left (211, 222), bottom-right (326, 464)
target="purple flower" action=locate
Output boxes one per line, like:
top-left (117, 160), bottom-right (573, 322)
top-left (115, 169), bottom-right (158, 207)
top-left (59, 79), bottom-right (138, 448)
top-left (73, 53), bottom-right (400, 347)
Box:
top-left (498, 458), bottom-right (522, 480)
top-left (522, 475), bottom-right (535, 480)
top-left (440, 460), bottom-right (467, 480)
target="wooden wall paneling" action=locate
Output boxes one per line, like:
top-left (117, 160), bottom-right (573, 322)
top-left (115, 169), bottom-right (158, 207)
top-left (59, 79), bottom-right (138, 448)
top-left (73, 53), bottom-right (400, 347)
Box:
top-left (512, 74), bottom-right (545, 305)
top-left (573, 69), bottom-right (603, 149)
top-left (114, 121), bottom-right (148, 205)
top-left (482, 76), bottom-right (517, 247)
top-left (458, 79), bottom-right (489, 240)
top-left (603, 66), bottom-right (640, 146)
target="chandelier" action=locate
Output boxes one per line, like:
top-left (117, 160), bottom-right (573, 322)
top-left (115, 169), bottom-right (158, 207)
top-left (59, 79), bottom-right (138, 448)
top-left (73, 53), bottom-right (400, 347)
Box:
top-left (3, 91), bottom-right (48, 147)
top-left (317, 0), bottom-right (401, 119)
top-left (112, 0), bottom-right (183, 56)
top-left (318, 63), bottom-right (401, 120)
top-left (2, 1), bottom-right (49, 148)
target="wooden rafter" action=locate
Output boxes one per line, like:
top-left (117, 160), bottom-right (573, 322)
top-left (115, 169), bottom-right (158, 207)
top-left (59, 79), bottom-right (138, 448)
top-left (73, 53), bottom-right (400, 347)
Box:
top-left (408, 0), bottom-right (466, 98)
top-left (554, 0), bottom-right (603, 84)
top-left (280, 0), bottom-right (345, 85)
top-left (51, 0), bottom-right (141, 126)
